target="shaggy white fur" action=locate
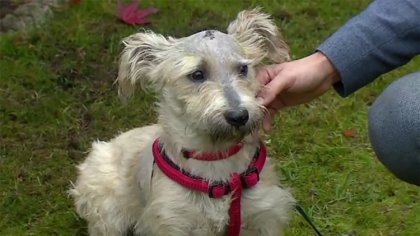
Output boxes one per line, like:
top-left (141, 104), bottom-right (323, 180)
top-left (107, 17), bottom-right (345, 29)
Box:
top-left (70, 9), bottom-right (295, 236)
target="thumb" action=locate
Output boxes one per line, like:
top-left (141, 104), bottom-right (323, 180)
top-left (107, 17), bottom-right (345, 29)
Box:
top-left (256, 66), bottom-right (273, 86)
top-left (262, 108), bottom-right (277, 132)
top-left (257, 73), bottom-right (289, 106)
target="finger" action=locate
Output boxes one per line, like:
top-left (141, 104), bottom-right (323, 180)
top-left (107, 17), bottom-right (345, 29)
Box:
top-left (262, 108), bottom-right (277, 132)
top-left (257, 74), bottom-right (290, 106)
top-left (263, 113), bottom-right (272, 132)
top-left (255, 64), bottom-right (281, 85)
top-left (268, 97), bottom-right (287, 111)
top-left (255, 66), bottom-right (272, 85)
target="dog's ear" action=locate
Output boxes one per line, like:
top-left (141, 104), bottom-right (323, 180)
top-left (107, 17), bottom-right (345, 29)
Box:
top-left (116, 31), bottom-right (172, 98)
top-left (227, 8), bottom-right (290, 64)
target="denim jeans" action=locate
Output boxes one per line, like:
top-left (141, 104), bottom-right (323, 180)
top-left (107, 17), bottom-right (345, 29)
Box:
top-left (369, 71), bottom-right (420, 186)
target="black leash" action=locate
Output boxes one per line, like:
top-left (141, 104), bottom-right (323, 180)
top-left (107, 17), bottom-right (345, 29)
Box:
top-left (295, 204), bottom-right (324, 236)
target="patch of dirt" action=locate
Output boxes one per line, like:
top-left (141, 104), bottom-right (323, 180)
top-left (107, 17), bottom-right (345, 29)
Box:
top-left (56, 67), bottom-right (84, 90)
top-left (272, 10), bottom-right (292, 23)
top-left (0, 0), bottom-right (32, 19)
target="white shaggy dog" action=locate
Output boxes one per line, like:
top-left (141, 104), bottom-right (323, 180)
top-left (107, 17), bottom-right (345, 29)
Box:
top-left (70, 9), bottom-right (295, 236)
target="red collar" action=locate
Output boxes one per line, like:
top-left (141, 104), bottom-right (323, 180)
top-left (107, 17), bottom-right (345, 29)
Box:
top-left (182, 143), bottom-right (244, 161)
top-left (152, 139), bottom-right (267, 236)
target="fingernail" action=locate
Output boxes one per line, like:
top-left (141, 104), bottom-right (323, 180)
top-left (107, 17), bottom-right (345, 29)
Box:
top-left (256, 97), bottom-right (264, 104)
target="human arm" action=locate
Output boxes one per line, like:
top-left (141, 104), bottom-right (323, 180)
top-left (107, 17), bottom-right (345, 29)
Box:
top-left (256, 52), bottom-right (340, 131)
top-left (257, 0), bottom-right (420, 130)
top-left (318, 0), bottom-right (420, 96)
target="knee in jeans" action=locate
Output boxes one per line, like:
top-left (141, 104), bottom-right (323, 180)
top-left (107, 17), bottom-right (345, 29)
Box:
top-left (368, 72), bottom-right (420, 186)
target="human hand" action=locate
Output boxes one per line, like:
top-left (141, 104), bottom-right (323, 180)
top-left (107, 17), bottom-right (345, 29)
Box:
top-left (256, 52), bottom-right (340, 131)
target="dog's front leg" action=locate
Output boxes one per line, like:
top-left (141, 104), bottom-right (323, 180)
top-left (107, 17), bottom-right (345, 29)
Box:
top-left (138, 204), bottom-right (215, 236)
top-left (242, 185), bottom-right (295, 236)
top-left (136, 176), bottom-right (217, 236)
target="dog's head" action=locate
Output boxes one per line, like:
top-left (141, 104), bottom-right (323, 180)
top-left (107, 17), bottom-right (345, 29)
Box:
top-left (117, 9), bottom-right (289, 143)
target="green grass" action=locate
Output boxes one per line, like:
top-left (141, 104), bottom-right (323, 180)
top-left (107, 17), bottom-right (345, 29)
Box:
top-left (1, 0), bottom-right (419, 235)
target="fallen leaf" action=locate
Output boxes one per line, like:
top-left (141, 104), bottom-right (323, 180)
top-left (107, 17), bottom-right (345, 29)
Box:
top-left (70, 0), bottom-right (82, 6)
top-left (117, 0), bottom-right (158, 25)
top-left (343, 128), bottom-right (355, 138)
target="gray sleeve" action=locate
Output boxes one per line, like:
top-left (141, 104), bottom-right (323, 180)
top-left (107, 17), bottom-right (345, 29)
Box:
top-left (317, 0), bottom-right (420, 97)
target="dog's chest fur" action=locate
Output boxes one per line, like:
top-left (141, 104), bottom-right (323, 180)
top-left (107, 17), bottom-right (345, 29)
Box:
top-left (72, 125), bottom-right (294, 235)
top-left (145, 169), bottom-right (232, 234)
top-left (130, 127), bottom-right (290, 235)
top-left (143, 167), bottom-right (287, 235)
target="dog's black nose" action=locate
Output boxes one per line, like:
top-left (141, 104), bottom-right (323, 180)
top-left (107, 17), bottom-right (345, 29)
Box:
top-left (224, 108), bottom-right (249, 127)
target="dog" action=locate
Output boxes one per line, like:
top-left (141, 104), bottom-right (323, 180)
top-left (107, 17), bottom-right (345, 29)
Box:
top-left (70, 9), bottom-right (295, 236)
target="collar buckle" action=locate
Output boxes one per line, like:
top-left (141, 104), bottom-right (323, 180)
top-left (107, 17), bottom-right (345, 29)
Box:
top-left (208, 181), bottom-right (231, 198)
top-left (240, 166), bottom-right (260, 188)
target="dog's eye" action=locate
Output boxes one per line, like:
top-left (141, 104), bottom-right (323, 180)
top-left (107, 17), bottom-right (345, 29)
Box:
top-left (239, 64), bottom-right (248, 77)
top-left (190, 70), bottom-right (206, 82)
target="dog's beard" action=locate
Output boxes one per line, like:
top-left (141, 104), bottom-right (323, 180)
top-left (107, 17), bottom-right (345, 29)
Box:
top-left (206, 118), bottom-right (261, 143)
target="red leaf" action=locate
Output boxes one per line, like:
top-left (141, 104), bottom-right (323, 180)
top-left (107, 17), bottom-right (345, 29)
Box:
top-left (117, 0), bottom-right (158, 25)
top-left (70, 0), bottom-right (82, 6)
top-left (343, 128), bottom-right (355, 138)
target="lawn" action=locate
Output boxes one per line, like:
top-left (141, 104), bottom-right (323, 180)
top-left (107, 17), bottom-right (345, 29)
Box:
top-left (0, 0), bottom-right (419, 235)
